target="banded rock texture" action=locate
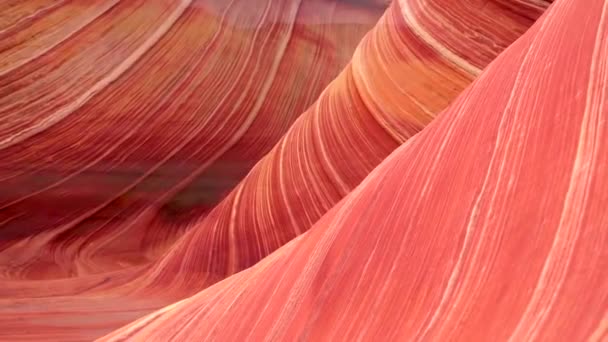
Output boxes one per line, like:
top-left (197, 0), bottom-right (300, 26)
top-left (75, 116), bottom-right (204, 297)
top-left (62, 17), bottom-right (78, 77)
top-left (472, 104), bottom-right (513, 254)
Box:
top-left (102, 0), bottom-right (608, 339)
top-left (0, 0), bottom-right (384, 279)
top-left (138, 0), bottom-right (553, 297)
top-left (0, 0), bottom-right (385, 339)
top-left (2, 0), bottom-right (605, 341)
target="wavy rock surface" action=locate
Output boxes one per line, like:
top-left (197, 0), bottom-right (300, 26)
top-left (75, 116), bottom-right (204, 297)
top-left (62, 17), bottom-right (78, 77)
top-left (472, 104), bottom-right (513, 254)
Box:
top-left (0, 0), bottom-right (383, 279)
top-left (0, 0), bottom-right (384, 339)
top-left (136, 0), bottom-right (551, 298)
top-left (0, 0), bottom-right (545, 293)
top-left (101, 0), bottom-right (608, 339)
top-left (2, 0), bottom-right (604, 340)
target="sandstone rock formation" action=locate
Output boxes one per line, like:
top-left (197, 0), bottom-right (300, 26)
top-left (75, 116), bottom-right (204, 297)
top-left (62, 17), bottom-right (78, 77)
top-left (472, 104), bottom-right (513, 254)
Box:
top-left (3, 0), bottom-right (606, 341)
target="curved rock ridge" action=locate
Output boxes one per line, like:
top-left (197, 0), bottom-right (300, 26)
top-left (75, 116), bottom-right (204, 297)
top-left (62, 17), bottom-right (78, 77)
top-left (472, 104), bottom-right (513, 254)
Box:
top-left (2, 0), bottom-right (595, 340)
top-left (0, 0), bottom-right (553, 340)
top-left (0, 0), bottom-right (383, 279)
top-left (101, 0), bottom-right (608, 339)
top-left (137, 0), bottom-right (551, 297)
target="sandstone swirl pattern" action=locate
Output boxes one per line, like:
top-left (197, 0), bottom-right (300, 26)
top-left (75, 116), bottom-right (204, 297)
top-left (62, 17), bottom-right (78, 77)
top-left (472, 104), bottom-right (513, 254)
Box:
top-left (2, 0), bottom-right (606, 341)
top-left (139, 0), bottom-right (551, 296)
top-left (0, 0), bottom-right (383, 277)
top-left (0, 0), bottom-right (385, 339)
top-left (102, 0), bottom-right (608, 339)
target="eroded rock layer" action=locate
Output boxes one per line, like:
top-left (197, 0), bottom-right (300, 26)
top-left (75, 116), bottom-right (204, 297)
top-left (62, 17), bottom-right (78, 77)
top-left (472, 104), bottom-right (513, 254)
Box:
top-left (102, 0), bottom-right (608, 339)
top-left (0, 0), bottom-right (383, 278)
top-left (139, 0), bottom-right (551, 298)
top-left (0, 0), bottom-right (385, 339)
top-left (3, 0), bottom-right (605, 341)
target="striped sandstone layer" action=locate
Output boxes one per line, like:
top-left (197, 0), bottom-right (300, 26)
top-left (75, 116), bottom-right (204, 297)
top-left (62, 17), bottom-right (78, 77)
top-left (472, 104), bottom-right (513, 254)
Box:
top-left (102, 0), bottom-right (608, 339)
top-left (4, 0), bottom-right (601, 341)
top-left (0, 0), bottom-right (384, 279)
